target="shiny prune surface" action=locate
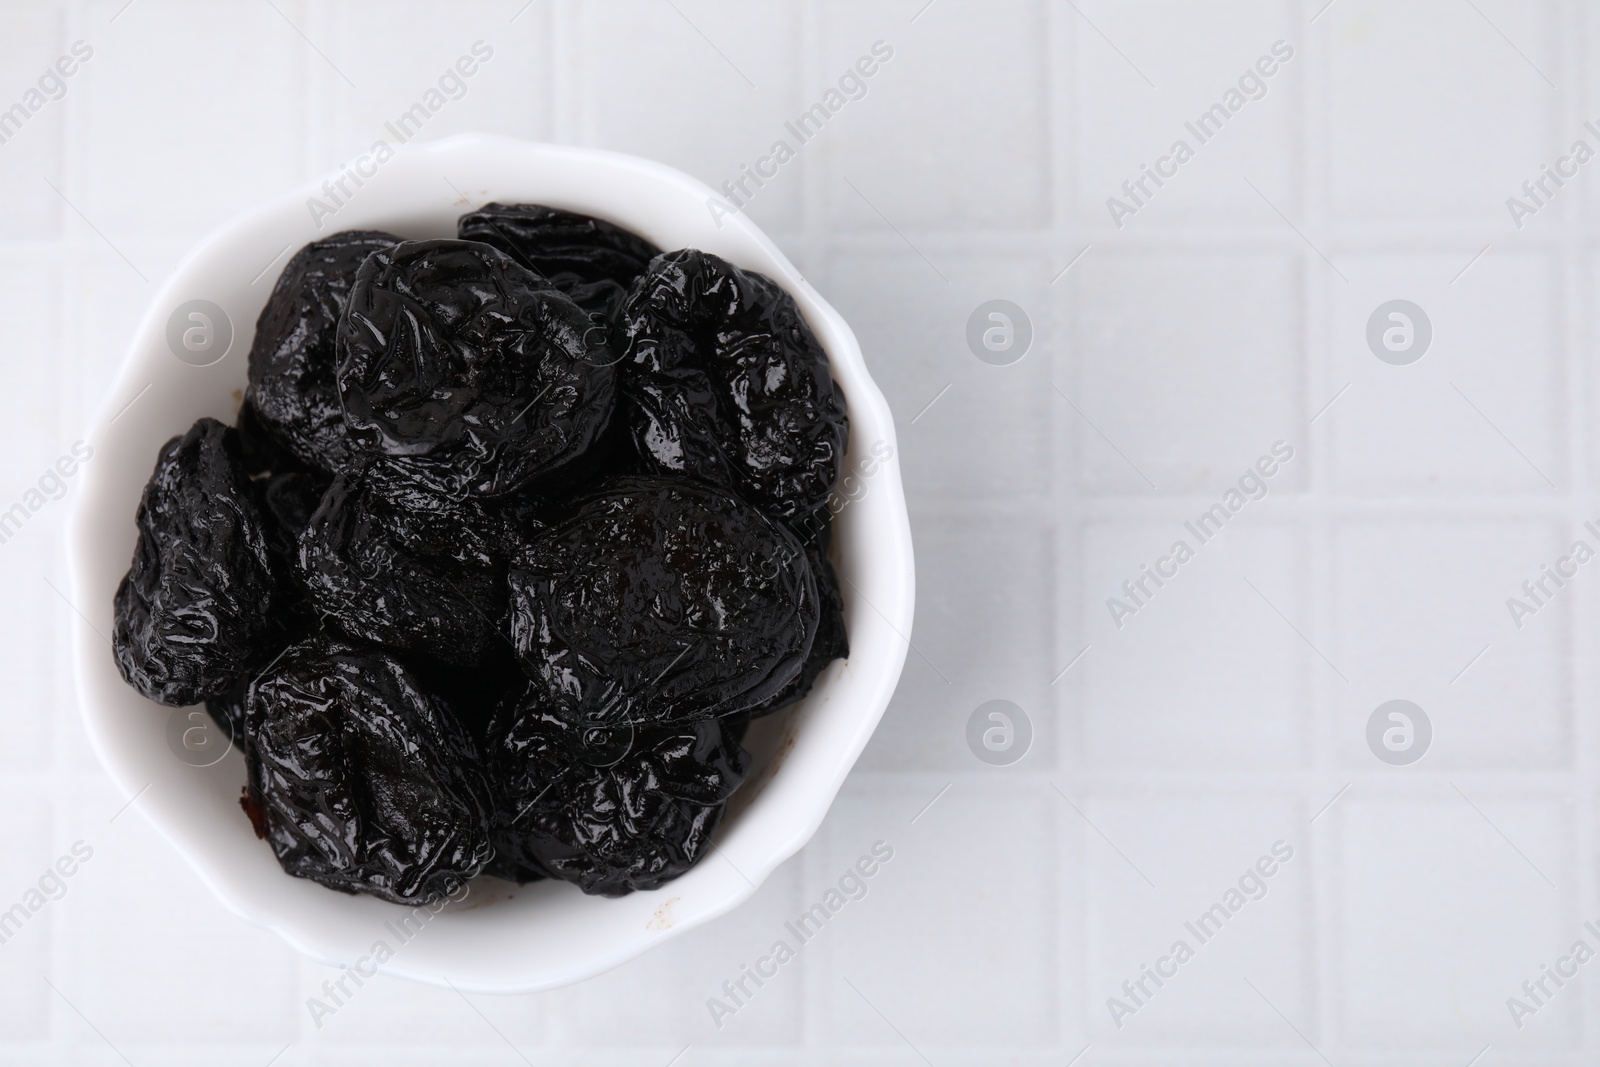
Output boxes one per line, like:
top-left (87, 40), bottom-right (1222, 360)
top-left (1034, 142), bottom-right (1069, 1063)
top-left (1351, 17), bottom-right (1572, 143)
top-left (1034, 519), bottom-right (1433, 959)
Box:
top-left (298, 471), bottom-right (505, 667)
top-left (356, 460), bottom-right (555, 572)
top-left (737, 537), bottom-right (849, 721)
top-left (507, 475), bottom-right (818, 733)
top-left (113, 418), bottom-right (283, 706)
top-left (619, 249), bottom-right (848, 522)
top-left (247, 231), bottom-right (400, 472)
top-left (336, 239), bottom-right (615, 496)
top-left (485, 696), bottom-right (749, 896)
top-left (246, 635), bottom-right (492, 904)
top-left (458, 202), bottom-right (661, 321)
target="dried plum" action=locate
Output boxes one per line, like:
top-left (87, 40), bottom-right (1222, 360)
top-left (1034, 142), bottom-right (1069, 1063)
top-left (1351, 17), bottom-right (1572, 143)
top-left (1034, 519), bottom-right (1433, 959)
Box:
top-left (298, 471), bottom-right (505, 667)
top-left (507, 476), bottom-right (818, 733)
top-left (619, 250), bottom-right (848, 522)
top-left (113, 418), bottom-right (283, 706)
top-left (246, 635), bottom-right (492, 903)
top-left (737, 538), bottom-right (848, 721)
top-left (336, 239), bottom-right (616, 496)
top-left (485, 696), bottom-right (748, 895)
top-left (247, 231), bottom-right (400, 472)
top-left (458, 202), bottom-right (660, 321)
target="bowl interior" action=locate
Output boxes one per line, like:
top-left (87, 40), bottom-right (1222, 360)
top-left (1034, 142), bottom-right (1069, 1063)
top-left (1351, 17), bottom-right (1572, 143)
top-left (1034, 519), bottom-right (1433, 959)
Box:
top-left (66, 135), bottom-right (913, 992)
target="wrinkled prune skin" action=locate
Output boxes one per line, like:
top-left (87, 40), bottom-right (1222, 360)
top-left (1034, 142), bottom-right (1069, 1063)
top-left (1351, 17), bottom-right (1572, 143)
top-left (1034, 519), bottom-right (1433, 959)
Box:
top-left (336, 239), bottom-right (616, 496)
top-left (354, 460), bottom-right (557, 573)
top-left (507, 476), bottom-right (819, 733)
top-left (246, 635), bottom-right (492, 904)
top-left (737, 538), bottom-right (848, 721)
top-left (113, 418), bottom-right (283, 706)
top-left (298, 471), bottom-right (505, 667)
top-left (247, 231), bottom-right (401, 472)
top-left (458, 203), bottom-right (661, 321)
top-left (359, 460), bottom-right (509, 569)
top-left (619, 250), bottom-right (848, 522)
top-left (485, 696), bottom-right (749, 895)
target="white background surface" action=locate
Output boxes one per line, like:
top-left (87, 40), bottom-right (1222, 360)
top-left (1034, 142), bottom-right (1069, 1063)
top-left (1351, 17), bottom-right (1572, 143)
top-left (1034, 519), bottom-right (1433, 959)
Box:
top-left (0, 0), bottom-right (1589, 1063)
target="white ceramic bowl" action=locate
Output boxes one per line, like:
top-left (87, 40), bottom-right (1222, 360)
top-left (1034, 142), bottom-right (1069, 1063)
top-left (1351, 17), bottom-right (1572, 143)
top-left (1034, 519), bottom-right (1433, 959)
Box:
top-left (66, 134), bottom-right (913, 992)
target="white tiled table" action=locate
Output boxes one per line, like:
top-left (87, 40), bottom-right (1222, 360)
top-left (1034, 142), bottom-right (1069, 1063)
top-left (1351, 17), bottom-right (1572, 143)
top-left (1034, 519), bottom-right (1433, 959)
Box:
top-left (0, 0), bottom-right (1592, 1062)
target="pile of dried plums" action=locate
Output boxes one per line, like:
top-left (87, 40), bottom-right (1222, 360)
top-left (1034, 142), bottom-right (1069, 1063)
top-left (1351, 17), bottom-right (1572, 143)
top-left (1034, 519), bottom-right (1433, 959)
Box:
top-left (111, 205), bottom-right (849, 903)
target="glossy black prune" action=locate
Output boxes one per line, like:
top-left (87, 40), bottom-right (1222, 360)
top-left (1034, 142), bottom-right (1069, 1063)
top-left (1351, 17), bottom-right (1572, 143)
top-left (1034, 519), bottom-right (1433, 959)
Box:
top-left (485, 696), bottom-right (749, 895)
top-left (618, 250), bottom-right (848, 522)
top-left (247, 231), bottom-right (401, 472)
top-left (297, 471), bottom-right (506, 667)
top-left (507, 476), bottom-right (819, 733)
top-left (113, 418), bottom-right (283, 706)
top-left (246, 635), bottom-right (492, 904)
top-left (336, 239), bottom-right (616, 496)
top-left (737, 538), bottom-right (848, 721)
top-left (457, 202), bottom-right (661, 321)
